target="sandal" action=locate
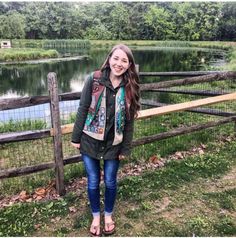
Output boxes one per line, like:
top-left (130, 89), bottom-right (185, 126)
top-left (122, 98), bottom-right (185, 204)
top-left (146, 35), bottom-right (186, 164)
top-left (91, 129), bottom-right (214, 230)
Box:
top-left (90, 224), bottom-right (101, 237)
top-left (103, 221), bottom-right (116, 236)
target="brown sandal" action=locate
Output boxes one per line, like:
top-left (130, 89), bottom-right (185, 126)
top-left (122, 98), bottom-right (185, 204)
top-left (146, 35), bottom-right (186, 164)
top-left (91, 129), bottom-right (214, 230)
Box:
top-left (103, 221), bottom-right (116, 236)
top-left (90, 224), bottom-right (101, 237)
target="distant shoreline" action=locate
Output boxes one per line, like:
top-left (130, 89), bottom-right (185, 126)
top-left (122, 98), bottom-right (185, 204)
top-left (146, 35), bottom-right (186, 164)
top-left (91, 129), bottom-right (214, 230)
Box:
top-left (0, 55), bottom-right (89, 65)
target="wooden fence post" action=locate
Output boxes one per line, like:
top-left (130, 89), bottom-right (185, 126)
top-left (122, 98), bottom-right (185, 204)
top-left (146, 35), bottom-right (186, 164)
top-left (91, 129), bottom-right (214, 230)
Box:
top-left (47, 72), bottom-right (65, 196)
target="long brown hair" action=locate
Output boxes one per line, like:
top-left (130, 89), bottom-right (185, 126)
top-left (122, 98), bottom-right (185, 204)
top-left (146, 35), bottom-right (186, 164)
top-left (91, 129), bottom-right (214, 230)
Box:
top-left (100, 44), bottom-right (140, 118)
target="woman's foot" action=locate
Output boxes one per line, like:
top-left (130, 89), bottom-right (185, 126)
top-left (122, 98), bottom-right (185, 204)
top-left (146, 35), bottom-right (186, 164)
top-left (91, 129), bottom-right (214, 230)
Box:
top-left (90, 216), bottom-right (101, 237)
top-left (103, 215), bottom-right (116, 235)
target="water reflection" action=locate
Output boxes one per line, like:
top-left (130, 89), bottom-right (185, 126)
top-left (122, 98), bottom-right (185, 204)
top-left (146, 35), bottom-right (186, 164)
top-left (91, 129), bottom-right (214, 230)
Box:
top-left (0, 47), bottom-right (225, 98)
top-left (0, 47), bottom-right (226, 123)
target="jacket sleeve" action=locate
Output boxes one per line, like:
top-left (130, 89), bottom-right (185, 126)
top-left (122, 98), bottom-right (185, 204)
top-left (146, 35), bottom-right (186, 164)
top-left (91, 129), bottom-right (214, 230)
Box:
top-left (71, 74), bottom-right (93, 143)
top-left (119, 111), bottom-right (135, 156)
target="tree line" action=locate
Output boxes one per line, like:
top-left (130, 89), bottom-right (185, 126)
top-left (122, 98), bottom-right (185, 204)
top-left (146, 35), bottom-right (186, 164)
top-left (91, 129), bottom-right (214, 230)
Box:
top-left (0, 2), bottom-right (236, 41)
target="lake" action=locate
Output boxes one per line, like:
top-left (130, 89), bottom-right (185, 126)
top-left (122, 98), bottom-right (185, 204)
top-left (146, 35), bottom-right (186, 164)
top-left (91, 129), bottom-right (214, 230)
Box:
top-left (0, 46), bottom-right (226, 124)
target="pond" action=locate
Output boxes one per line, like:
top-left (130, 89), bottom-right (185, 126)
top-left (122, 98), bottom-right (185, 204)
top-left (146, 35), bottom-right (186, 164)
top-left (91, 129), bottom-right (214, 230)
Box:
top-left (0, 46), bottom-right (226, 124)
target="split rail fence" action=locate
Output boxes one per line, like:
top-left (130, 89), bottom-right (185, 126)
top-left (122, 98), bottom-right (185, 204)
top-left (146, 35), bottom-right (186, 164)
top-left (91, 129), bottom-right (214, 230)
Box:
top-left (1, 70), bottom-right (236, 195)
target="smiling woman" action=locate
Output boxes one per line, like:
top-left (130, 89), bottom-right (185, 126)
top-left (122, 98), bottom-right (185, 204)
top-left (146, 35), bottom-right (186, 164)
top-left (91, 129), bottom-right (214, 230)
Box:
top-left (71, 44), bottom-right (140, 236)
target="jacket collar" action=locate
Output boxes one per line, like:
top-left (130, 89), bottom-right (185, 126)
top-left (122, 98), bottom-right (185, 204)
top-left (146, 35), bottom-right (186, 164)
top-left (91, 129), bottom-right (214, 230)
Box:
top-left (99, 68), bottom-right (126, 90)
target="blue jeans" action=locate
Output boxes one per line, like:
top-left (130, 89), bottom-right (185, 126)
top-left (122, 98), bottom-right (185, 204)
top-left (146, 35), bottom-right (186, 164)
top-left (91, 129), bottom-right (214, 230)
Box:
top-left (82, 154), bottom-right (120, 217)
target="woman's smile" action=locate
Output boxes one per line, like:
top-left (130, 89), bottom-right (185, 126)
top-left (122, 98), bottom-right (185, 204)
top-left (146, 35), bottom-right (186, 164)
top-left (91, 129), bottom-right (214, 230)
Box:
top-left (109, 49), bottom-right (130, 78)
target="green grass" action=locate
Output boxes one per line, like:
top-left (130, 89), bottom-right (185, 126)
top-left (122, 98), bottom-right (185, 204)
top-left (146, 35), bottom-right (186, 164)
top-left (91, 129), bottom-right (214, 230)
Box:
top-left (1, 39), bottom-right (236, 236)
top-left (0, 48), bottom-right (59, 62)
top-left (118, 148), bottom-right (234, 202)
top-left (90, 40), bottom-right (233, 50)
top-left (223, 47), bottom-right (236, 71)
top-left (203, 188), bottom-right (236, 211)
top-left (0, 119), bottom-right (47, 133)
top-left (0, 192), bottom-right (78, 236)
top-left (43, 39), bottom-right (91, 49)
top-left (9, 39), bottom-right (91, 49)
top-left (1, 136), bottom-right (236, 236)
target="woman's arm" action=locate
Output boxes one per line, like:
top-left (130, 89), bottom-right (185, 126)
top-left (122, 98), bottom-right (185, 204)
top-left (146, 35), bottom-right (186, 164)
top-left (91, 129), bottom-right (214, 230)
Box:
top-left (119, 113), bottom-right (134, 158)
top-left (71, 74), bottom-right (93, 144)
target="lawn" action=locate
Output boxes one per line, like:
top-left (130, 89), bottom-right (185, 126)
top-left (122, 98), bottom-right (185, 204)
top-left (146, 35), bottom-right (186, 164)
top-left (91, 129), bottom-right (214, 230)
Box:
top-left (0, 134), bottom-right (236, 236)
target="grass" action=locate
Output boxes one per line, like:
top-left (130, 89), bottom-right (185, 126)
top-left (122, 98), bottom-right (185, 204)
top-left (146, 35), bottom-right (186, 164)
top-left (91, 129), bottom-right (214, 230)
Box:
top-left (1, 135), bottom-right (235, 236)
top-left (0, 192), bottom-right (78, 236)
top-left (0, 119), bottom-right (47, 133)
top-left (9, 39), bottom-right (91, 49)
top-left (223, 47), bottom-right (236, 71)
top-left (0, 111), bottom-right (234, 195)
top-left (1, 39), bottom-right (236, 236)
top-left (43, 39), bottom-right (91, 49)
top-left (0, 48), bottom-right (59, 62)
top-left (90, 40), bottom-right (232, 50)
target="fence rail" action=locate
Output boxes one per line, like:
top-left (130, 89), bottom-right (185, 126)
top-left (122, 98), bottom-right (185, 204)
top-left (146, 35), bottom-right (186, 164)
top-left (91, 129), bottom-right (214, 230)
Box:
top-left (1, 71), bottom-right (236, 111)
top-left (1, 70), bottom-right (236, 195)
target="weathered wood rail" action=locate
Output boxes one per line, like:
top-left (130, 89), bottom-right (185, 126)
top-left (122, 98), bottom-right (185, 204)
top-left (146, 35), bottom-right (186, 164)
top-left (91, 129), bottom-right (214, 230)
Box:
top-left (1, 70), bottom-right (236, 195)
top-left (1, 71), bottom-right (236, 111)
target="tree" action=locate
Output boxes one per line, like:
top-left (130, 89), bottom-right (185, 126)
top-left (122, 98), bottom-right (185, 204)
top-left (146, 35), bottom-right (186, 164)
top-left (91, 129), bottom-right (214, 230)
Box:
top-left (126, 2), bottom-right (155, 40)
top-left (0, 11), bottom-right (25, 39)
top-left (108, 3), bottom-right (132, 40)
top-left (217, 3), bottom-right (236, 40)
top-left (22, 3), bottom-right (48, 39)
top-left (144, 5), bottom-right (174, 40)
top-left (196, 2), bottom-right (222, 40)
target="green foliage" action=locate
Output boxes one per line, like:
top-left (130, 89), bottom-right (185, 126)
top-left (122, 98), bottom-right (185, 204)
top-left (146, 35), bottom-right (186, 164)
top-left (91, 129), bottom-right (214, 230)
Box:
top-left (43, 39), bottom-right (90, 49)
top-left (0, 11), bottom-right (25, 39)
top-left (119, 144), bottom-right (234, 201)
top-left (223, 47), bottom-right (236, 70)
top-left (73, 213), bottom-right (91, 230)
top-left (203, 188), bottom-right (236, 211)
top-left (0, 48), bottom-right (59, 62)
top-left (0, 198), bottom-right (71, 236)
top-left (214, 215), bottom-right (236, 235)
top-left (144, 5), bottom-right (174, 40)
top-left (0, 2), bottom-right (235, 40)
top-left (0, 119), bottom-right (47, 133)
top-left (187, 216), bottom-right (212, 236)
top-left (85, 24), bottom-right (113, 40)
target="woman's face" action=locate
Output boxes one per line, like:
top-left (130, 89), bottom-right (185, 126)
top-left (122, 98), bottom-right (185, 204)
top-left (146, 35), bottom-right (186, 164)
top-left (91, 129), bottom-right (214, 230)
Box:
top-left (109, 49), bottom-right (130, 78)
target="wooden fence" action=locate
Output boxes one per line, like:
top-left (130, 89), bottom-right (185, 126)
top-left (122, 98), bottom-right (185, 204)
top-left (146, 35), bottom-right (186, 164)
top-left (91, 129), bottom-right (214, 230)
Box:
top-left (1, 70), bottom-right (236, 195)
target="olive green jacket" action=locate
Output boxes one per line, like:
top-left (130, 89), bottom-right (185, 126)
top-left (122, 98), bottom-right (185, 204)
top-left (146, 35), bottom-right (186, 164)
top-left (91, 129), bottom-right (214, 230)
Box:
top-left (71, 69), bottom-right (134, 160)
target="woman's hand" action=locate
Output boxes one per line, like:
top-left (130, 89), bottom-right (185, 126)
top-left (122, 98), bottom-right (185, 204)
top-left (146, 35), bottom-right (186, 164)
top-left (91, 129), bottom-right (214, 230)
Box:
top-left (118, 154), bottom-right (126, 160)
top-left (71, 142), bottom-right (80, 149)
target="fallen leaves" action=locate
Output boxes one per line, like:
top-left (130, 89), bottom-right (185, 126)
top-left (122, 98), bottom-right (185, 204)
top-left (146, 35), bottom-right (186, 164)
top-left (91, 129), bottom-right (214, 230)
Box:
top-left (0, 137), bottom-right (224, 209)
top-left (69, 206), bottom-right (77, 213)
top-left (19, 190), bottom-right (30, 201)
top-left (0, 180), bottom-right (59, 208)
top-left (149, 155), bottom-right (159, 164)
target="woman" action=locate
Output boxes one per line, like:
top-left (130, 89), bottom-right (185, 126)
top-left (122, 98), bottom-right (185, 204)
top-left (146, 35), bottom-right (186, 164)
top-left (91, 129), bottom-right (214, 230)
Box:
top-left (71, 44), bottom-right (140, 236)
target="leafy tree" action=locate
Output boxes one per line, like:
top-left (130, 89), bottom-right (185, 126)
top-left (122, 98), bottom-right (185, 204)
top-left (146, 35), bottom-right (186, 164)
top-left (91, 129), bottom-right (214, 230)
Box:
top-left (0, 11), bottom-right (25, 39)
top-left (126, 2), bottom-right (155, 40)
top-left (69, 6), bottom-right (90, 39)
top-left (217, 3), bottom-right (236, 40)
top-left (0, 2), bottom-right (235, 41)
top-left (196, 2), bottom-right (222, 40)
top-left (85, 23), bottom-right (113, 40)
top-left (144, 5), bottom-right (174, 40)
top-left (170, 3), bottom-right (199, 40)
top-left (108, 3), bottom-right (132, 40)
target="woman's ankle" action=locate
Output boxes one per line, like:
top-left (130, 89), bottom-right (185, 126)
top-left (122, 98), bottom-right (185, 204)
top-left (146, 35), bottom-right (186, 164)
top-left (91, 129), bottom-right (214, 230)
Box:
top-left (91, 213), bottom-right (100, 226)
top-left (104, 213), bottom-right (113, 223)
